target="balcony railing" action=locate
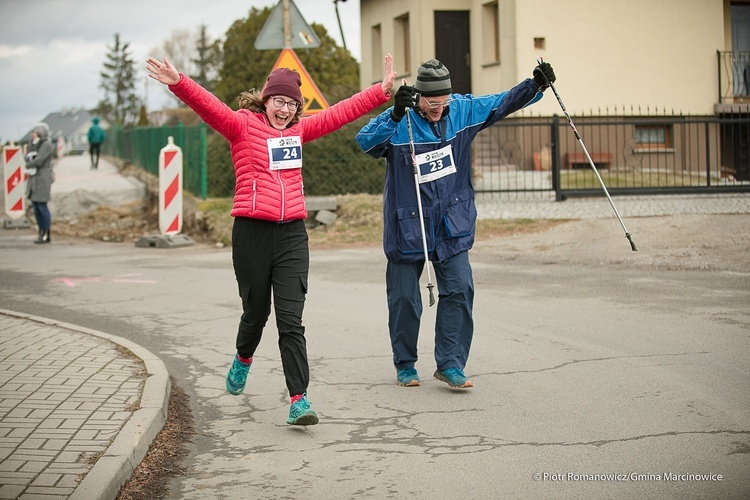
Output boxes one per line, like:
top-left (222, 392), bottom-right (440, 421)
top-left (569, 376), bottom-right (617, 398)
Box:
top-left (718, 50), bottom-right (750, 103)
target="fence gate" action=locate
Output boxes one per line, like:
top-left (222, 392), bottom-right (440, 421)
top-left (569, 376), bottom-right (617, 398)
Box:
top-left (473, 111), bottom-right (750, 199)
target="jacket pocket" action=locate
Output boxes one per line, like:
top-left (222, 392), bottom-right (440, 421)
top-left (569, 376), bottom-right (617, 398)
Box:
top-left (443, 189), bottom-right (477, 238)
top-left (396, 206), bottom-right (433, 254)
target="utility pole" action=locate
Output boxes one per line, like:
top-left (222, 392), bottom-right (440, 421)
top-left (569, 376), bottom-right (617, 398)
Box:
top-left (333, 0), bottom-right (348, 51)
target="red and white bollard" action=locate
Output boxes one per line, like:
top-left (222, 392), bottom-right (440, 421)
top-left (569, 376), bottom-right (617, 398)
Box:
top-left (158, 136), bottom-right (183, 236)
top-left (56, 136), bottom-right (65, 159)
top-left (3, 143), bottom-right (27, 220)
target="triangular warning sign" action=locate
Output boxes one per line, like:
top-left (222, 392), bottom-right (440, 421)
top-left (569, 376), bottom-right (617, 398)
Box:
top-left (255, 0), bottom-right (321, 50)
top-left (271, 49), bottom-right (329, 116)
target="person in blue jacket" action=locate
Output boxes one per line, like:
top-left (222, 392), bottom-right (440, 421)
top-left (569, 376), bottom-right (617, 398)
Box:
top-left (87, 117), bottom-right (106, 169)
top-left (356, 59), bottom-right (555, 389)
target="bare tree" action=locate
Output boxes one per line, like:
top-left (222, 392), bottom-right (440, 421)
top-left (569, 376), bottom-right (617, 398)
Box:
top-left (151, 27), bottom-right (222, 107)
top-left (151, 29), bottom-right (195, 107)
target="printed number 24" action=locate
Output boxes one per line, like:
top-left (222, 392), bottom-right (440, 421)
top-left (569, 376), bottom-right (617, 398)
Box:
top-left (283, 148), bottom-right (298, 159)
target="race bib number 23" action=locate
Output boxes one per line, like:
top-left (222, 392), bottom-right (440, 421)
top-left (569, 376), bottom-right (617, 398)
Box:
top-left (415, 145), bottom-right (456, 183)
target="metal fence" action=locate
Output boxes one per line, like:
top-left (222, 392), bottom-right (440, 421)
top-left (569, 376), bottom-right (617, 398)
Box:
top-left (473, 108), bottom-right (750, 200)
top-left (103, 123), bottom-right (208, 199)
top-left (102, 108), bottom-right (750, 201)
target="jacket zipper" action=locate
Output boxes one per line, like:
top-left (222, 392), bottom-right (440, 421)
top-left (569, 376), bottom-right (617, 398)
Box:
top-left (252, 179), bottom-right (257, 212)
top-left (277, 130), bottom-right (285, 221)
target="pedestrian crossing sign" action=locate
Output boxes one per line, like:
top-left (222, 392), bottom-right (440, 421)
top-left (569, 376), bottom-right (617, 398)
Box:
top-left (271, 49), bottom-right (329, 115)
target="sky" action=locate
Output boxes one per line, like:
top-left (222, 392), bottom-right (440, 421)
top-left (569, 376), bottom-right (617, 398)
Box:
top-left (0, 0), bottom-right (361, 143)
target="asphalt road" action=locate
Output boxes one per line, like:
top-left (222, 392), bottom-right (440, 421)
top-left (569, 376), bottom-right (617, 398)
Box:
top-left (1, 220), bottom-right (748, 499)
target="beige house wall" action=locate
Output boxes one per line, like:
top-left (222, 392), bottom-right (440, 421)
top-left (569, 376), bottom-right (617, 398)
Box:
top-left (360, 0), bottom-right (473, 84)
top-left (360, 0), bottom-right (726, 116)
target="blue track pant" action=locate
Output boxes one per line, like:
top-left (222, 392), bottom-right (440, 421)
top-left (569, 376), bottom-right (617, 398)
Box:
top-left (386, 250), bottom-right (474, 371)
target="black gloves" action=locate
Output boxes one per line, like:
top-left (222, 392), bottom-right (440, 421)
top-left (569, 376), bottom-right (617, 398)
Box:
top-left (391, 84), bottom-right (417, 122)
top-left (533, 62), bottom-right (556, 91)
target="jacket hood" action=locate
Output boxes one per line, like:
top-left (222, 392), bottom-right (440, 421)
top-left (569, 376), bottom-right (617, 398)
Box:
top-left (32, 123), bottom-right (50, 140)
top-left (92, 117), bottom-right (100, 124)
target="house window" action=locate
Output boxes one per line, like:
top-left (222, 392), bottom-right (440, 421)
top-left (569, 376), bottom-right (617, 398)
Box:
top-left (634, 125), bottom-right (672, 150)
top-left (371, 24), bottom-right (382, 83)
top-left (482, 1), bottom-right (500, 64)
top-left (395, 13), bottom-right (411, 76)
top-left (731, 4), bottom-right (750, 95)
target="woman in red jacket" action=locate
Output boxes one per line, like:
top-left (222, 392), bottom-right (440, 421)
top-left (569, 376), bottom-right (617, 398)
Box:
top-left (147, 54), bottom-right (395, 425)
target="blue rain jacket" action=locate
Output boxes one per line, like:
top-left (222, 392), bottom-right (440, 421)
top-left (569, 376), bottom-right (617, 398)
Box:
top-left (356, 78), bottom-right (543, 263)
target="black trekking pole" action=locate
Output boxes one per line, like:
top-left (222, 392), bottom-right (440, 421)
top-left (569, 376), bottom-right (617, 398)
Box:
top-left (537, 58), bottom-right (637, 252)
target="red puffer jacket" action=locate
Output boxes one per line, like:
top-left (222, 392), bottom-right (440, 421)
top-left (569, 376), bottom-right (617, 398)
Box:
top-left (170, 74), bottom-right (389, 222)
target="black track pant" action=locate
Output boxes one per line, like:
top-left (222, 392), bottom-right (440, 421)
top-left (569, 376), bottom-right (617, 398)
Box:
top-left (232, 217), bottom-right (309, 396)
top-left (90, 143), bottom-right (101, 168)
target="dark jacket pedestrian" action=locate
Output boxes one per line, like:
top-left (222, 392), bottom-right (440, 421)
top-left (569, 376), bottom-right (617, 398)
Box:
top-left (356, 59), bottom-right (555, 389)
top-left (25, 122), bottom-right (54, 243)
top-left (87, 117), bottom-right (105, 169)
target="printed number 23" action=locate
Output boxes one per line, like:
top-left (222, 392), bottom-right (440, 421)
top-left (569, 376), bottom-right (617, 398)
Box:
top-left (283, 148), bottom-right (298, 159)
top-left (430, 159), bottom-right (444, 172)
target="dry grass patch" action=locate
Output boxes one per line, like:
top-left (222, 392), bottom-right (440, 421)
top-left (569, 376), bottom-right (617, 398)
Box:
top-left (198, 193), bottom-right (564, 250)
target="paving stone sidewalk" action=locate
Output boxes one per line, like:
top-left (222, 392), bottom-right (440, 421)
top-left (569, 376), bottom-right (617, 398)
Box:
top-left (0, 310), bottom-right (169, 500)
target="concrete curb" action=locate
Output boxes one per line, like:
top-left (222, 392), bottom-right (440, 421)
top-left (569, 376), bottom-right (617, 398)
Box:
top-left (0, 309), bottom-right (170, 500)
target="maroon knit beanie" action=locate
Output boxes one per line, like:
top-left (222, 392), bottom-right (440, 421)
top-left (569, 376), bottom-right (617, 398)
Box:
top-left (261, 68), bottom-right (303, 104)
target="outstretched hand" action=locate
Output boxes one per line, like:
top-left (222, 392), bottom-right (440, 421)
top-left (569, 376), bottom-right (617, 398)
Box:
top-left (381, 53), bottom-right (396, 95)
top-left (146, 57), bottom-right (180, 86)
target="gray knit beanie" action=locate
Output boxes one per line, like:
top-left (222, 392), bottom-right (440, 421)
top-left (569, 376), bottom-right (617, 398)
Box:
top-left (414, 59), bottom-right (452, 97)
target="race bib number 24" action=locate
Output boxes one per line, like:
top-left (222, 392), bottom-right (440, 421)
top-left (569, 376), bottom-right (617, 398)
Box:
top-left (268, 136), bottom-right (302, 170)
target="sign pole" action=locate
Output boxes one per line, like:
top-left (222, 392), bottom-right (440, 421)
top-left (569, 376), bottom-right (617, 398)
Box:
top-left (283, 0), bottom-right (291, 48)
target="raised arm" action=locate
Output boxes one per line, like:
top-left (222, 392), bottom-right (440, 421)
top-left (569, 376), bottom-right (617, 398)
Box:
top-left (300, 53), bottom-right (394, 143)
top-left (146, 57), bottom-right (180, 86)
top-left (381, 53), bottom-right (396, 96)
top-left (146, 57), bottom-right (243, 140)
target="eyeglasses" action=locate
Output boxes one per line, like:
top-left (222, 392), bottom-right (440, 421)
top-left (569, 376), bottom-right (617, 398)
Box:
top-left (272, 97), bottom-right (300, 112)
top-left (423, 98), bottom-right (452, 110)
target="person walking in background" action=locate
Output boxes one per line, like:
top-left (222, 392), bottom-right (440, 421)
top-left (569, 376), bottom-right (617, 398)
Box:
top-left (356, 59), bottom-right (555, 389)
top-left (146, 54), bottom-right (396, 425)
top-left (87, 116), bottom-right (105, 169)
top-left (25, 123), bottom-right (54, 244)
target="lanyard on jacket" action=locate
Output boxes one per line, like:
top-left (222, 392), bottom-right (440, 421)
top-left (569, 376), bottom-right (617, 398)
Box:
top-left (430, 119), bottom-right (448, 148)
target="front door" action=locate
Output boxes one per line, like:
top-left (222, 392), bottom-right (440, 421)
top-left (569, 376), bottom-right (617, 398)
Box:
top-left (434, 11), bottom-right (471, 95)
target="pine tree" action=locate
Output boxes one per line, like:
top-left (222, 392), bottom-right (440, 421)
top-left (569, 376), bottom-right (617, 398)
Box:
top-left (137, 104), bottom-right (149, 127)
top-left (95, 33), bottom-right (141, 127)
top-left (190, 25), bottom-right (222, 93)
